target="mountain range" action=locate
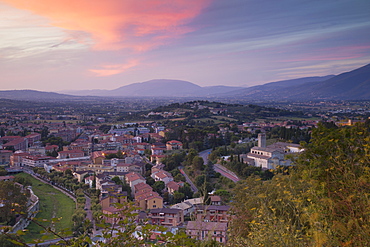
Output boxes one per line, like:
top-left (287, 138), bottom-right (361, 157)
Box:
top-left (1, 63), bottom-right (369, 101)
top-left (234, 63), bottom-right (370, 101)
top-left (60, 79), bottom-right (245, 97)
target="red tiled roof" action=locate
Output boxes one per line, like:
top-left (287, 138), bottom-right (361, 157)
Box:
top-left (167, 181), bottom-right (180, 191)
top-left (126, 172), bottom-right (144, 182)
top-left (58, 150), bottom-right (84, 154)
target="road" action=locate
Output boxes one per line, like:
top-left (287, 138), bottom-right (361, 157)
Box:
top-left (198, 149), bottom-right (240, 183)
top-left (214, 164), bottom-right (240, 182)
top-left (85, 195), bottom-right (98, 236)
top-left (178, 167), bottom-right (198, 193)
top-left (199, 149), bottom-right (212, 165)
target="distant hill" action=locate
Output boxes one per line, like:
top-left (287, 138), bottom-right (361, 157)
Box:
top-left (222, 75), bottom-right (335, 98)
top-left (62, 79), bottom-right (245, 97)
top-left (226, 63), bottom-right (370, 101)
top-left (294, 63), bottom-right (370, 100)
top-left (3, 63), bottom-right (370, 102)
top-left (0, 90), bottom-right (78, 101)
top-left (112, 79), bottom-right (201, 97)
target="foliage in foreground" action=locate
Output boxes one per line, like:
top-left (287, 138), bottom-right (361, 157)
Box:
top-left (229, 122), bottom-right (370, 246)
top-left (1, 199), bottom-right (221, 247)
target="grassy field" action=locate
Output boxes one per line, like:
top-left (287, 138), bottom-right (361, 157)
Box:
top-left (15, 173), bottom-right (75, 243)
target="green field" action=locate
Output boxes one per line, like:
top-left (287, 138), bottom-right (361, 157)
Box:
top-left (15, 173), bottom-right (76, 243)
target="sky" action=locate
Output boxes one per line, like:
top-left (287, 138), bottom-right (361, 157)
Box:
top-left (0, 0), bottom-right (370, 92)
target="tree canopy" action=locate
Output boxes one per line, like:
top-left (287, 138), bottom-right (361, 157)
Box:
top-left (230, 122), bottom-right (370, 246)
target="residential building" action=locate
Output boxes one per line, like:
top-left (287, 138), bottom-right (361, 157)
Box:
top-left (210, 195), bottom-right (222, 206)
top-left (24, 133), bottom-right (41, 146)
top-left (148, 208), bottom-right (184, 227)
top-left (166, 140), bottom-right (183, 150)
top-left (21, 155), bottom-right (54, 167)
top-left (57, 150), bottom-right (84, 159)
top-left (101, 191), bottom-right (128, 224)
top-left (186, 221), bottom-right (228, 244)
top-left (134, 191), bottom-right (163, 211)
top-left (125, 172), bottom-right (146, 195)
top-left (2, 137), bottom-right (28, 151)
top-left (170, 201), bottom-right (194, 216)
top-left (151, 170), bottom-right (173, 185)
top-left (73, 170), bottom-right (94, 183)
top-left (0, 150), bottom-right (12, 165)
top-left (193, 205), bottom-right (231, 223)
top-left (166, 181), bottom-right (180, 194)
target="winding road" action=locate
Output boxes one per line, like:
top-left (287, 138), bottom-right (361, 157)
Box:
top-left (199, 149), bottom-right (240, 183)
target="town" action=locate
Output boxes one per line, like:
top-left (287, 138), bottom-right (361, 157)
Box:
top-left (1, 99), bottom-right (370, 245)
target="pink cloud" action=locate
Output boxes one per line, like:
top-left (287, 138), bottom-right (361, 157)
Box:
top-left (3, 0), bottom-right (211, 51)
top-left (89, 60), bottom-right (139, 77)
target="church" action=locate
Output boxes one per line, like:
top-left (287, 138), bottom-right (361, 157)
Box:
top-left (247, 133), bottom-right (303, 169)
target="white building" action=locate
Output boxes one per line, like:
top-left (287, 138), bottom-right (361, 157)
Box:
top-left (247, 133), bottom-right (303, 169)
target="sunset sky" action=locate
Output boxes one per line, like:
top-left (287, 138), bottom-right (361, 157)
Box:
top-left (1, 0), bottom-right (370, 91)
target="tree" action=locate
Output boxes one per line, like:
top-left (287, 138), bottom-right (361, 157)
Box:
top-left (174, 174), bottom-right (185, 182)
top-left (2, 194), bottom-right (214, 246)
top-left (293, 122), bottom-right (370, 245)
top-left (0, 167), bottom-right (8, 176)
top-left (92, 176), bottom-right (96, 189)
top-left (64, 169), bottom-right (73, 176)
top-left (230, 174), bottom-right (311, 246)
top-left (185, 149), bottom-right (198, 166)
top-left (152, 181), bottom-right (165, 194)
top-left (214, 189), bottom-right (231, 204)
top-left (173, 191), bottom-right (185, 203)
top-left (46, 150), bottom-right (58, 158)
top-left (192, 156), bottom-right (204, 171)
top-left (229, 122), bottom-right (370, 246)
top-left (0, 181), bottom-right (29, 225)
top-left (178, 183), bottom-right (193, 199)
top-left (71, 209), bottom-right (91, 236)
top-left (111, 176), bottom-right (122, 185)
top-left (146, 177), bottom-right (155, 186)
top-left (195, 175), bottom-right (206, 187)
top-left (0, 232), bottom-right (25, 247)
top-left (14, 176), bottom-right (32, 187)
